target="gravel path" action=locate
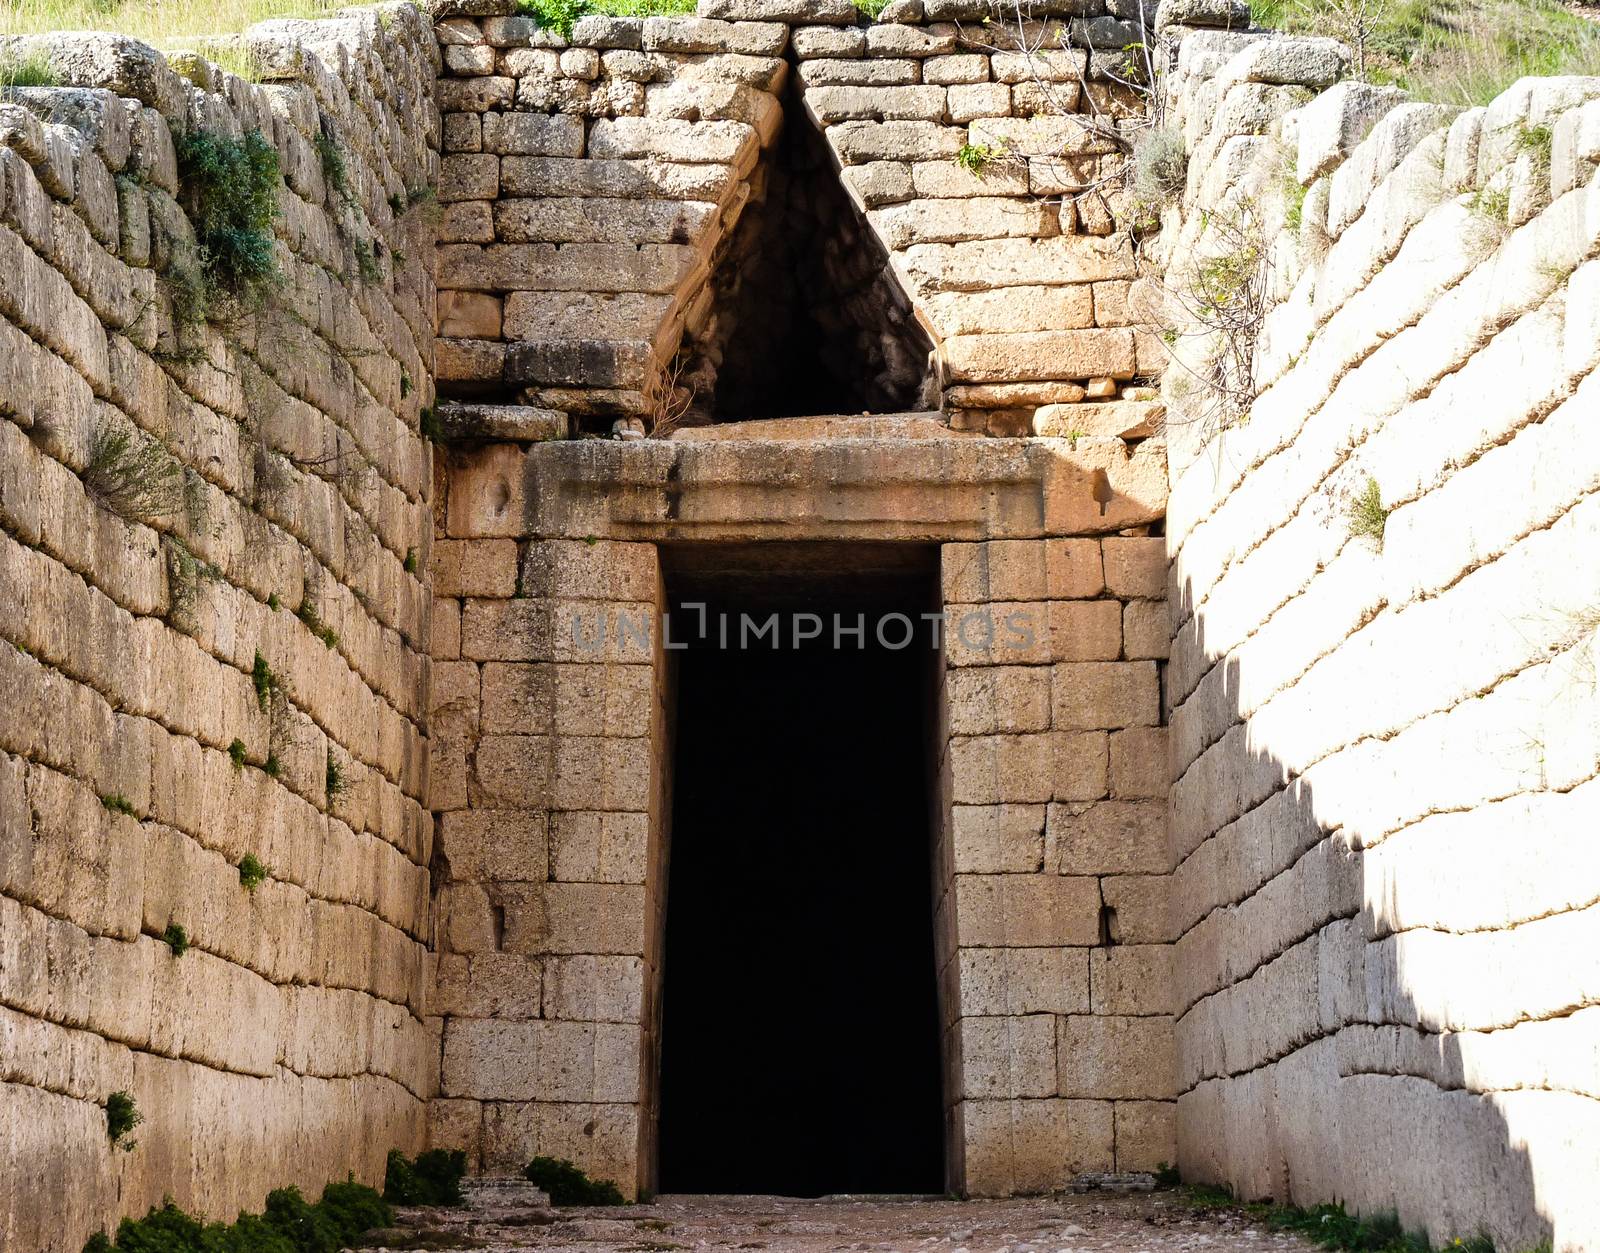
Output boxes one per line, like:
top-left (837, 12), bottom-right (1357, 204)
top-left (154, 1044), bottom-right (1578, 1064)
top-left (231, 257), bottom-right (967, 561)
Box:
top-left (372, 1187), bottom-right (1315, 1253)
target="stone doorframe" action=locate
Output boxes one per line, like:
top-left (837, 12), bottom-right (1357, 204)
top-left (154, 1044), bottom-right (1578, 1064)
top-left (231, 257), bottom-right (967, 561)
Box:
top-left (429, 426), bottom-right (1177, 1197)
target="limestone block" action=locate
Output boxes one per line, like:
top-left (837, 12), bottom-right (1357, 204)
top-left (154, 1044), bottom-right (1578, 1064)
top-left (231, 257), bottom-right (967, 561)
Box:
top-left (804, 85), bottom-right (949, 125)
top-left (571, 14), bottom-right (646, 46)
top-left (1109, 726), bottom-right (1167, 800)
top-left (1054, 730), bottom-right (1110, 801)
top-left (470, 734), bottom-right (552, 807)
top-left (1113, 1100), bottom-right (1176, 1170)
top-left (501, 154), bottom-right (737, 201)
top-left (840, 160), bottom-right (916, 208)
top-left (1213, 35), bottom-right (1348, 92)
top-left (441, 201), bottom-right (495, 243)
top-left (542, 953), bottom-right (646, 1020)
top-left (1294, 81), bottom-right (1410, 184)
top-left (969, 113), bottom-right (1113, 160)
top-left (481, 1101), bottom-right (640, 1193)
top-left (439, 153), bottom-right (499, 203)
top-left (945, 602), bottom-right (1053, 666)
top-left (480, 112), bottom-right (586, 157)
top-left (437, 883), bottom-right (496, 953)
top-left (1053, 661), bottom-right (1157, 729)
top-left (904, 160), bottom-right (1028, 203)
top-left (1122, 600), bottom-right (1167, 661)
top-left (639, 17), bottom-right (787, 55)
top-left (434, 951), bottom-right (543, 1019)
top-left (601, 49), bottom-right (660, 80)
top-left (951, 803), bottom-right (1047, 872)
top-left (500, 882), bottom-right (647, 954)
top-left (438, 241), bottom-right (696, 294)
top-left (1046, 601), bottom-right (1123, 663)
top-left (962, 1097), bottom-right (1114, 1194)
top-left (646, 81), bottom-right (783, 138)
top-left (552, 734), bottom-right (651, 810)
top-left (1034, 401), bottom-right (1161, 439)
top-left (949, 83), bottom-right (1012, 124)
top-left (462, 599), bottom-right (552, 661)
top-left (961, 1014), bottom-right (1058, 1097)
top-left (561, 48), bottom-right (601, 78)
top-left (954, 872), bottom-right (1103, 947)
top-left (434, 599), bottom-right (463, 662)
top-left (866, 24), bottom-right (959, 56)
top-left (792, 26), bottom-right (866, 57)
top-left (1090, 946), bottom-right (1173, 1016)
top-left (1047, 799), bottom-right (1166, 874)
top-left (799, 58), bottom-right (921, 87)
top-left (946, 667), bottom-right (1053, 737)
top-left (699, 0), bottom-right (858, 20)
top-left (924, 285), bottom-right (1092, 337)
top-left (439, 810), bottom-right (549, 882)
top-left (442, 1018), bottom-right (614, 1101)
top-left (1045, 539), bottom-right (1105, 599)
top-left (943, 328), bottom-right (1136, 383)
top-left (588, 115), bottom-right (757, 165)
top-left (494, 196), bottom-right (717, 245)
top-left (942, 539), bottom-right (1050, 602)
top-left (830, 119), bottom-right (967, 164)
top-left (1101, 536), bottom-right (1166, 599)
top-left (1058, 1014), bottom-right (1175, 1098)
top-left (949, 733), bottom-right (1054, 804)
top-left (1155, 0), bottom-right (1247, 29)
top-left (438, 75), bottom-right (515, 111)
top-left (548, 810), bottom-right (650, 883)
top-left (1102, 874), bottom-right (1170, 943)
top-left (438, 290), bottom-right (504, 338)
top-left (958, 946), bottom-right (1090, 1015)
top-left (443, 112), bottom-right (483, 154)
top-left (873, 195), bottom-right (1056, 250)
top-left (445, 44), bottom-right (496, 74)
top-left (901, 235), bottom-right (1136, 293)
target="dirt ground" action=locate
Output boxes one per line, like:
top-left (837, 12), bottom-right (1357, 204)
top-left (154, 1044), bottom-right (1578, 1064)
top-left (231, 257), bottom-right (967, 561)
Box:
top-left (373, 1186), bottom-right (1314, 1253)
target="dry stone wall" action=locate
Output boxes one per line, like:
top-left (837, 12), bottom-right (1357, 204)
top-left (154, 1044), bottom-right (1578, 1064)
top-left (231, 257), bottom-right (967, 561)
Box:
top-left (1157, 30), bottom-right (1600, 1252)
top-left (429, 0), bottom-right (1166, 436)
top-left (0, 9), bottom-right (440, 1249)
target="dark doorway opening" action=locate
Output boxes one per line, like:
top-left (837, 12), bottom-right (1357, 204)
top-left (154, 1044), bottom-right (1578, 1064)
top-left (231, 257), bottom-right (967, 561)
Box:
top-left (656, 544), bottom-right (945, 1196)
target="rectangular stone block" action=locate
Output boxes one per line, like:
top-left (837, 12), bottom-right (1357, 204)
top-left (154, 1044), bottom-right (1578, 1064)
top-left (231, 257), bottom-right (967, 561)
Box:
top-left (962, 1098), bottom-right (1113, 1195)
top-left (1089, 946), bottom-right (1173, 1016)
top-left (435, 539), bottom-right (520, 599)
top-left (1057, 1014), bottom-right (1176, 1099)
top-left (958, 946), bottom-right (1090, 1016)
top-left (945, 602), bottom-right (1052, 666)
top-left (954, 873), bottom-right (1102, 947)
top-left (434, 951), bottom-right (542, 1019)
top-left (1047, 600), bottom-right (1122, 661)
top-left (589, 116), bottom-right (758, 165)
top-left (1046, 800), bottom-right (1166, 874)
top-left (1053, 730), bottom-right (1109, 802)
top-left (1109, 726), bottom-right (1167, 799)
top-left (960, 1014), bottom-right (1058, 1097)
top-left (946, 667), bottom-right (1051, 736)
top-left (439, 809), bottom-right (549, 882)
top-left (552, 735), bottom-right (651, 811)
top-left (542, 953), bottom-right (646, 1021)
top-left (520, 540), bottom-right (659, 601)
top-left (501, 882), bottom-right (647, 955)
top-left (1102, 874), bottom-right (1172, 944)
top-left (548, 811), bottom-right (650, 883)
top-left (503, 291), bottom-right (675, 344)
top-left (501, 156), bottom-right (737, 202)
top-left (440, 153), bottom-right (499, 202)
top-left (494, 196), bottom-right (718, 244)
top-left (1102, 535), bottom-right (1167, 599)
top-left (951, 803), bottom-right (1046, 872)
top-left (949, 733), bottom-right (1054, 804)
top-left (1122, 599), bottom-right (1169, 660)
top-left (481, 112), bottom-right (585, 156)
top-left (1113, 1100), bottom-right (1176, 1172)
top-left (469, 735), bottom-right (552, 808)
top-left (942, 540), bottom-right (1048, 602)
top-left (1053, 661), bottom-right (1159, 729)
top-left (1047, 539), bottom-right (1105, 599)
top-left (943, 328), bottom-right (1138, 384)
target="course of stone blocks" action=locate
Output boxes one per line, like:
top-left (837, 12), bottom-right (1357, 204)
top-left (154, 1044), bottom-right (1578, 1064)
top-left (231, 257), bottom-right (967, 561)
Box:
top-left (429, 0), bottom-right (1166, 435)
top-left (0, 10), bottom-right (440, 1248)
top-left (1156, 29), bottom-right (1600, 1253)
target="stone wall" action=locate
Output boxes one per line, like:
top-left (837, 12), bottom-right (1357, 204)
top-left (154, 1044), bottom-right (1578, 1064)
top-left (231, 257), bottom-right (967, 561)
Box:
top-left (430, 0), bottom-right (1164, 436)
top-left (0, 9), bottom-right (440, 1249)
top-left (1157, 29), bottom-right (1600, 1251)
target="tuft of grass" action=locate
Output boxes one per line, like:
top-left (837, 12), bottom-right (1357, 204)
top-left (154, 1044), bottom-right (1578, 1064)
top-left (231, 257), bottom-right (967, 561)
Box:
top-left (268, 593), bottom-right (281, 612)
top-left (161, 922), bottom-right (190, 956)
top-left (101, 794), bottom-right (138, 817)
top-left (174, 128), bottom-right (283, 316)
top-left (854, 0), bottom-right (891, 16)
top-left (403, 547), bottom-right (419, 575)
top-left (229, 738), bottom-right (248, 769)
top-left (351, 235), bottom-right (383, 284)
top-left (83, 1179), bottom-right (393, 1253)
top-left (1252, 0), bottom-right (1600, 106)
top-left (1470, 183), bottom-right (1510, 222)
top-left (1515, 121), bottom-right (1554, 168)
top-left (954, 142), bottom-right (998, 177)
top-left (105, 1091), bottom-right (141, 1151)
top-left (85, 424), bottom-right (183, 523)
top-left (1129, 127), bottom-right (1188, 227)
top-left (1348, 475), bottom-right (1389, 549)
top-left (238, 852), bottom-right (268, 892)
top-left (325, 756), bottom-right (345, 800)
top-left (513, 0), bottom-right (694, 34)
top-left (297, 599), bottom-right (339, 649)
top-left (263, 753), bottom-right (282, 778)
top-left (0, 51), bottom-right (59, 86)
top-left (524, 1156), bottom-right (626, 1206)
top-left (383, 1148), bottom-right (468, 1206)
top-left (419, 405), bottom-right (445, 443)
top-left (252, 651), bottom-right (278, 711)
top-left (1282, 162), bottom-right (1309, 232)
top-left (314, 127), bottom-right (355, 207)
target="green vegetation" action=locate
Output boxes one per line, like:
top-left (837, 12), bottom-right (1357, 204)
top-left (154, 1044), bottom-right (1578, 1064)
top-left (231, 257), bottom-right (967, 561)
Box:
top-left (161, 922), bottom-right (190, 957)
top-left (955, 142), bottom-right (999, 177)
top-left (85, 424), bottom-right (183, 523)
top-left (382, 1148), bottom-right (468, 1206)
top-left (1249, 0), bottom-right (1600, 105)
top-left (174, 128), bottom-right (282, 316)
top-left (1515, 120), bottom-right (1554, 168)
top-left (81, 1179), bottom-right (393, 1253)
top-left (238, 852), bottom-right (268, 892)
top-left (403, 548), bottom-right (419, 575)
top-left (419, 405), bottom-right (445, 443)
top-left (296, 600), bottom-right (338, 649)
top-left (524, 1156), bottom-right (625, 1206)
top-left (1470, 183), bottom-right (1511, 222)
top-left (854, 0), bottom-right (892, 17)
top-left (1, 0), bottom-right (343, 40)
top-left (325, 756), bottom-right (345, 800)
top-left (314, 128), bottom-right (354, 207)
top-left (1348, 475), bottom-right (1389, 550)
top-left (1128, 127), bottom-right (1189, 228)
top-left (514, 0), bottom-right (694, 38)
top-left (264, 753), bottom-right (282, 778)
top-left (102, 794), bottom-right (138, 817)
top-left (0, 51), bottom-right (59, 86)
top-left (268, 593), bottom-right (282, 612)
top-left (252, 652), bottom-right (279, 712)
top-left (229, 738), bottom-right (248, 769)
top-left (105, 1091), bottom-right (141, 1151)
top-left (1174, 1184), bottom-right (1499, 1252)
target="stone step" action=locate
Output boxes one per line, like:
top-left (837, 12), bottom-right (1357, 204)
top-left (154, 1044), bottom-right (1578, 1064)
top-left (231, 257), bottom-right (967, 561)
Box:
top-left (669, 411), bottom-right (980, 440)
top-left (439, 402), bottom-right (569, 442)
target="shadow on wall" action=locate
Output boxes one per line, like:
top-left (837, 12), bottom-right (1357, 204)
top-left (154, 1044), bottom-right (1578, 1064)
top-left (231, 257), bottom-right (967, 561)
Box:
top-left (1168, 583), bottom-right (1599, 1251)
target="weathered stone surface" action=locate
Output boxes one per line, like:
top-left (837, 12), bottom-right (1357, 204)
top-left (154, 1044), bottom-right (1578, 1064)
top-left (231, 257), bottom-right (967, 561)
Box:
top-left (943, 329), bottom-right (1137, 383)
top-left (481, 112), bottom-right (586, 156)
top-left (492, 196), bottom-right (718, 243)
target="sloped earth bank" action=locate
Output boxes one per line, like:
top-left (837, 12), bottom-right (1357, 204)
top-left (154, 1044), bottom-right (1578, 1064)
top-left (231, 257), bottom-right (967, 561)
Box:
top-left (368, 1187), bottom-right (1314, 1252)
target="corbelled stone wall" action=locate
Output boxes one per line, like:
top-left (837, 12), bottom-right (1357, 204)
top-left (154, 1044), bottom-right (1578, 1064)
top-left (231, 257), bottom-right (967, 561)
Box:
top-left (0, 9), bottom-right (440, 1250)
top-left (429, 0), bottom-right (1165, 436)
top-left (1158, 30), bottom-right (1600, 1252)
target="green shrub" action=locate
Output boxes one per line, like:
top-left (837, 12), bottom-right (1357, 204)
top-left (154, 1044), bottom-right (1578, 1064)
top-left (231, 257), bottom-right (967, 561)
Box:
top-left (954, 142), bottom-right (997, 177)
top-left (229, 738), bottom-right (248, 769)
top-left (102, 794), bottom-right (138, 816)
top-left (252, 652), bottom-right (278, 712)
top-left (854, 0), bottom-right (890, 16)
top-left (316, 1180), bottom-right (394, 1239)
top-left (419, 405), bottom-right (445, 443)
top-left (238, 853), bottom-right (268, 892)
top-left (174, 128), bottom-right (283, 314)
top-left (296, 600), bottom-right (338, 649)
top-left (106, 1091), bottom-right (142, 1151)
top-left (1348, 475), bottom-right (1389, 550)
top-left (524, 1156), bottom-right (625, 1206)
top-left (85, 423), bottom-right (183, 523)
top-left (313, 128), bottom-right (354, 207)
top-left (403, 547), bottom-right (419, 575)
top-left (161, 922), bottom-right (190, 956)
top-left (513, 0), bottom-right (692, 35)
top-left (264, 754), bottom-right (282, 778)
top-left (325, 757), bottom-right (345, 801)
top-left (85, 1180), bottom-right (391, 1253)
top-left (383, 1148), bottom-right (468, 1205)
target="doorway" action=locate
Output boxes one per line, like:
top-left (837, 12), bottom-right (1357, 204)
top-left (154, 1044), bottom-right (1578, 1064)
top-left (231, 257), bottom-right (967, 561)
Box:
top-left (656, 544), bottom-right (946, 1196)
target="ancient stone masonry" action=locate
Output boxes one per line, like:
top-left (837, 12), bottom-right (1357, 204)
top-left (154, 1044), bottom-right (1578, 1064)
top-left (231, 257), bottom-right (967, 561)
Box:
top-left (0, 9), bottom-right (441, 1250)
top-left (430, 0), bottom-right (1166, 435)
top-left (1155, 28), bottom-right (1600, 1253)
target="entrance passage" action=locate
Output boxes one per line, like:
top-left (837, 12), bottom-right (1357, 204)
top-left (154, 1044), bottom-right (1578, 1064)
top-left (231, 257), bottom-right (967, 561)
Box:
top-left (657, 544), bottom-right (945, 1196)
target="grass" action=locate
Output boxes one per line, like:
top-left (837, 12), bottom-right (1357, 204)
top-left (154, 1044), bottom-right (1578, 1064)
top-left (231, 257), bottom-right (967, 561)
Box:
top-left (82, 1180), bottom-right (392, 1253)
top-left (297, 599), bottom-right (338, 648)
top-left (102, 794), bottom-right (138, 816)
top-left (513, 0), bottom-right (694, 38)
top-left (1249, 0), bottom-right (1600, 106)
top-left (0, 51), bottom-right (59, 85)
top-left (229, 738), bottom-right (248, 769)
top-left (252, 652), bottom-right (278, 712)
top-left (1172, 1184), bottom-right (1503, 1253)
top-left (238, 852), bottom-right (268, 891)
top-left (161, 922), bottom-right (190, 956)
top-left (105, 1091), bottom-right (141, 1152)
top-left (1348, 474), bottom-right (1389, 549)
top-left (325, 756), bottom-right (345, 800)
top-left (524, 1156), bottom-right (626, 1206)
top-left (1, 0), bottom-right (344, 43)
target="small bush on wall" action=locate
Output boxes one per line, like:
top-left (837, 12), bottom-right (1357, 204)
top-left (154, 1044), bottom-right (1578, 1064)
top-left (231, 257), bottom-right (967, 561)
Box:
top-left (524, 1156), bottom-right (625, 1206)
top-left (174, 128), bottom-right (283, 317)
